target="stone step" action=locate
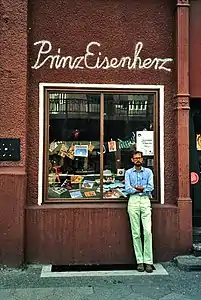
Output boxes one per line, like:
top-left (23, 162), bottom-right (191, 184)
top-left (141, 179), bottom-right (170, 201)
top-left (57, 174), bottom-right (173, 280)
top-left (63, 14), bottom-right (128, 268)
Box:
top-left (193, 243), bottom-right (201, 257)
top-left (193, 235), bottom-right (201, 242)
top-left (174, 255), bottom-right (201, 271)
top-left (193, 227), bottom-right (201, 235)
top-left (193, 227), bottom-right (201, 242)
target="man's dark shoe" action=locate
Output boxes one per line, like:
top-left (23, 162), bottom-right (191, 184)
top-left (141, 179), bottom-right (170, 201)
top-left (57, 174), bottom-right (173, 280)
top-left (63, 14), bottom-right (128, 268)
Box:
top-left (137, 263), bottom-right (144, 272)
top-left (145, 264), bottom-right (153, 273)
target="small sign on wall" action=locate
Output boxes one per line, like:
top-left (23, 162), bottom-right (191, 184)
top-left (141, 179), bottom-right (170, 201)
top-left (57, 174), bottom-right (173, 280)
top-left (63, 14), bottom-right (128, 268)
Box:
top-left (191, 172), bottom-right (199, 185)
top-left (0, 138), bottom-right (20, 161)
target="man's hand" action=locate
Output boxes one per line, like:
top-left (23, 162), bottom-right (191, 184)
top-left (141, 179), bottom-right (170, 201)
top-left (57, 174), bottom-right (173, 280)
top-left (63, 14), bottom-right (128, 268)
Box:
top-left (137, 186), bottom-right (144, 191)
top-left (133, 185), bottom-right (144, 192)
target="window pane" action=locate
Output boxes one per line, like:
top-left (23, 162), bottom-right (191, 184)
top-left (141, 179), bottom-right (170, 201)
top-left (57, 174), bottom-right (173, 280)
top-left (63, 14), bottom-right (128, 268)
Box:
top-left (103, 94), bottom-right (155, 199)
top-left (48, 92), bottom-right (101, 200)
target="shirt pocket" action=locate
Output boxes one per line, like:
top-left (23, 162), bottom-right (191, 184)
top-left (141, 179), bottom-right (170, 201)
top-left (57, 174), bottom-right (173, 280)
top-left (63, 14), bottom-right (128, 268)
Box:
top-left (142, 177), bottom-right (148, 186)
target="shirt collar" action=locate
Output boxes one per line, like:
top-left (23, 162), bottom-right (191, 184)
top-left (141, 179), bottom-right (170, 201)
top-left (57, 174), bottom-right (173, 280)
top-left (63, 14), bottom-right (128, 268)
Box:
top-left (133, 166), bottom-right (144, 172)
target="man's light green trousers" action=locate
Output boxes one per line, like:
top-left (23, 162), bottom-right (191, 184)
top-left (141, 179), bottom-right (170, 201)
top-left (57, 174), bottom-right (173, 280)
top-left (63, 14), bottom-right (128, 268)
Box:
top-left (127, 195), bottom-right (153, 264)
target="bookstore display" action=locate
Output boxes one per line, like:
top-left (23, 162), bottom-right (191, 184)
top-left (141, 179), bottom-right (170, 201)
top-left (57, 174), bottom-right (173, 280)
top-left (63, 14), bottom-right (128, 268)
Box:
top-left (47, 92), bottom-right (155, 201)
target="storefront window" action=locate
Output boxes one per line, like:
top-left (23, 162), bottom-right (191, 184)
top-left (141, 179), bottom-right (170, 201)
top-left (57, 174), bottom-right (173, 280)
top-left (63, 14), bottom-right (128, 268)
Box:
top-left (45, 90), bottom-right (158, 202)
top-left (103, 94), bottom-right (155, 200)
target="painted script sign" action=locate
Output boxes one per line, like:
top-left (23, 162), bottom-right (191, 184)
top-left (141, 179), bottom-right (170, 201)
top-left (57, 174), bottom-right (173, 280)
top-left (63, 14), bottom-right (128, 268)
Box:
top-left (31, 40), bottom-right (173, 72)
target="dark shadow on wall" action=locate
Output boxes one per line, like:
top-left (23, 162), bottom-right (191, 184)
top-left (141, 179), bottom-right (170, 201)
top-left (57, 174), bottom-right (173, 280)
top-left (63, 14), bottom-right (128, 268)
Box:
top-left (189, 102), bottom-right (201, 226)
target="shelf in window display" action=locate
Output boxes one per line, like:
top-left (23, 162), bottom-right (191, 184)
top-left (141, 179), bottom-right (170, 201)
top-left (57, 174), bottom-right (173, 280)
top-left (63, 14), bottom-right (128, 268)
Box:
top-left (48, 182), bottom-right (127, 199)
top-left (56, 173), bottom-right (125, 177)
top-left (48, 188), bottom-right (128, 200)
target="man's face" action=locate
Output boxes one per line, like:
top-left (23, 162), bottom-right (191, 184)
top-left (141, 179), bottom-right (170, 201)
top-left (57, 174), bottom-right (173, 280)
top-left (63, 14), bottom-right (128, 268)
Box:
top-left (131, 153), bottom-right (143, 167)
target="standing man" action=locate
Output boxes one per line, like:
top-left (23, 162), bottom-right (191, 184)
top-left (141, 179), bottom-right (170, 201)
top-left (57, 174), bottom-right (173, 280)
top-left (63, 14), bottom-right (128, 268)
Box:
top-left (125, 151), bottom-right (154, 273)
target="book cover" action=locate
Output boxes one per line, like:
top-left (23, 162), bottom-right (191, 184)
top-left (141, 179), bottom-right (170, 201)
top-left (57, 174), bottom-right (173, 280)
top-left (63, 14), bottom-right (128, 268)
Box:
top-left (50, 186), bottom-right (68, 195)
top-left (84, 191), bottom-right (96, 197)
top-left (69, 190), bottom-right (83, 198)
top-left (71, 175), bottom-right (84, 184)
top-left (82, 180), bottom-right (94, 189)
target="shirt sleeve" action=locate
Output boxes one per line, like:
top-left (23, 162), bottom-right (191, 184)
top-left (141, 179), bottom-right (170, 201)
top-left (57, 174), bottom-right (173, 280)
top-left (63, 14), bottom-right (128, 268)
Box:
top-left (143, 169), bottom-right (154, 193)
top-left (125, 171), bottom-right (137, 194)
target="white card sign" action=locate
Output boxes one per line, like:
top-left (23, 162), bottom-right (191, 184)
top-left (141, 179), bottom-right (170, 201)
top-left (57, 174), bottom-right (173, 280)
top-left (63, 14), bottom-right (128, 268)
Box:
top-left (136, 131), bottom-right (154, 156)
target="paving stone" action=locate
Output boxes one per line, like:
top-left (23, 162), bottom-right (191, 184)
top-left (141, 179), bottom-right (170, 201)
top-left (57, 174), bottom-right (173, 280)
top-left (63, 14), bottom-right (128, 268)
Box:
top-left (0, 289), bottom-right (12, 299)
top-left (174, 255), bottom-right (201, 271)
top-left (131, 284), bottom-right (171, 299)
top-left (93, 286), bottom-right (133, 300)
top-left (0, 287), bottom-right (93, 300)
top-left (118, 292), bottom-right (155, 300)
top-left (52, 286), bottom-right (93, 299)
top-left (193, 243), bottom-right (201, 257)
top-left (160, 292), bottom-right (200, 300)
top-left (0, 262), bottom-right (201, 300)
top-left (193, 243), bottom-right (201, 251)
top-left (85, 291), bottom-right (154, 300)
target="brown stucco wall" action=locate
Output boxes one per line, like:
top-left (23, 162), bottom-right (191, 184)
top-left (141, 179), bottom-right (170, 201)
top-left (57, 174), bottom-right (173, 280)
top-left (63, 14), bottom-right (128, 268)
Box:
top-left (0, 0), bottom-right (192, 266)
top-left (0, 0), bottom-right (27, 265)
top-left (0, 0), bottom-right (27, 166)
top-left (25, 0), bottom-right (184, 265)
top-left (190, 0), bottom-right (201, 97)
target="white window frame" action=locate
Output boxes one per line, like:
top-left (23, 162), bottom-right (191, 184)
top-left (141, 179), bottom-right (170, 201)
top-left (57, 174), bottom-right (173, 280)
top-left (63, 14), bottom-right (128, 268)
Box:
top-left (38, 83), bottom-right (164, 205)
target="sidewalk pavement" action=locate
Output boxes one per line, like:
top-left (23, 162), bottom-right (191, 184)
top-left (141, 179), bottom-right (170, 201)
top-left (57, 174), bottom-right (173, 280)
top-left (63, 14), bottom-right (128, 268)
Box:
top-left (0, 262), bottom-right (201, 300)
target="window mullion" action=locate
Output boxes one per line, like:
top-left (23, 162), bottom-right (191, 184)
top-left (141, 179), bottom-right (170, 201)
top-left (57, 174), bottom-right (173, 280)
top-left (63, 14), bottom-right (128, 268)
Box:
top-left (100, 93), bottom-right (104, 199)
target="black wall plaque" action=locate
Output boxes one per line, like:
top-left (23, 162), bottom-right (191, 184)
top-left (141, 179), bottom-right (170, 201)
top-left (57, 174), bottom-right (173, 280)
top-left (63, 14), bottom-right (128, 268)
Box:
top-left (0, 139), bottom-right (20, 161)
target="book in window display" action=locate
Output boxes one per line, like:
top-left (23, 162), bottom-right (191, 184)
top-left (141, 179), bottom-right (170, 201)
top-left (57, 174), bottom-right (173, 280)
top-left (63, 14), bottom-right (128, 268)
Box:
top-left (82, 180), bottom-right (95, 189)
top-left (69, 190), bottom-right (83, 199)
top-left (51, 186), bottom-right (68, 195)
top-left (103, 189), bottom-right (124, 199)
top-left (70, 175), bottom-right (84, 184)
top-left (84, 191), bottom-right (96, 197)
top-left (47, 140), bottom-right (128, 200)
top-left (48, 173), bottom-right (57, 185)
top-left (48, 186), bottom-right (69, 198)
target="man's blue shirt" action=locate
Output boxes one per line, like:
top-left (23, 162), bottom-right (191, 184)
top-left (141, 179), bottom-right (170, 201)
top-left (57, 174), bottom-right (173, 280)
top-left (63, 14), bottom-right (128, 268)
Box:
top-left (125, 166), bottom-right (154, 196)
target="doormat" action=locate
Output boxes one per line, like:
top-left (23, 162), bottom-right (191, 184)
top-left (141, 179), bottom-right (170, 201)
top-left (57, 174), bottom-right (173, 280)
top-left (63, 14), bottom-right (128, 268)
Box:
top-left (40, 264), bottom-right (168, 277)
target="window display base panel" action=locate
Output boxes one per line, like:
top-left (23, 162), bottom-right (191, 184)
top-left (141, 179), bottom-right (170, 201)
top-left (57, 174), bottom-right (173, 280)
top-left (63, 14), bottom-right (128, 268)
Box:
top-left (25, 204), bottom-right (191, 265)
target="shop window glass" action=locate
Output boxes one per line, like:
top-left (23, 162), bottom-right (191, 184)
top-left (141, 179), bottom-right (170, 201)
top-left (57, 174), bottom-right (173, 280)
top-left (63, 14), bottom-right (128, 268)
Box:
top-left (103, 94), bottom-right (155, 200)
top-left (48, 93), bottom-right (101, 200)
top-left (45, 90), bottom-right (158, 202)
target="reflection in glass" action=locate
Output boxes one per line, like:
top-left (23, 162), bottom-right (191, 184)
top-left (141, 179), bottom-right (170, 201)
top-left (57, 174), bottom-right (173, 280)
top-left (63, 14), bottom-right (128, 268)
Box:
top-left (103, 94), bottom-right (155, 199)
top-left (48, 93), bottom-right (101, 199)
top-left (47, 92), bottom-right (156, 201)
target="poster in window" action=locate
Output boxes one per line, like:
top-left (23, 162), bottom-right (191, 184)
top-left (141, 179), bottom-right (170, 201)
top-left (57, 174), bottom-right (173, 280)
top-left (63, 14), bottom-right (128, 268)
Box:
top-left (74, 145), bottom-right (88, 157)
top-left (108, 140), bottom-right (117, 152)
top-left (196, 134), bottom-right (201, 151)
top-left (136, 131), bottom-right (154, 156)
top-left (66, 145), bottom-right (75, 160)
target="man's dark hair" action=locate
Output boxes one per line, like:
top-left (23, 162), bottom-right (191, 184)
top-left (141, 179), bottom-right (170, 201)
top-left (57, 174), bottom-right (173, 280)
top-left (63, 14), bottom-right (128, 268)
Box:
top-left (132, 150), bottom-right (143, 158)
